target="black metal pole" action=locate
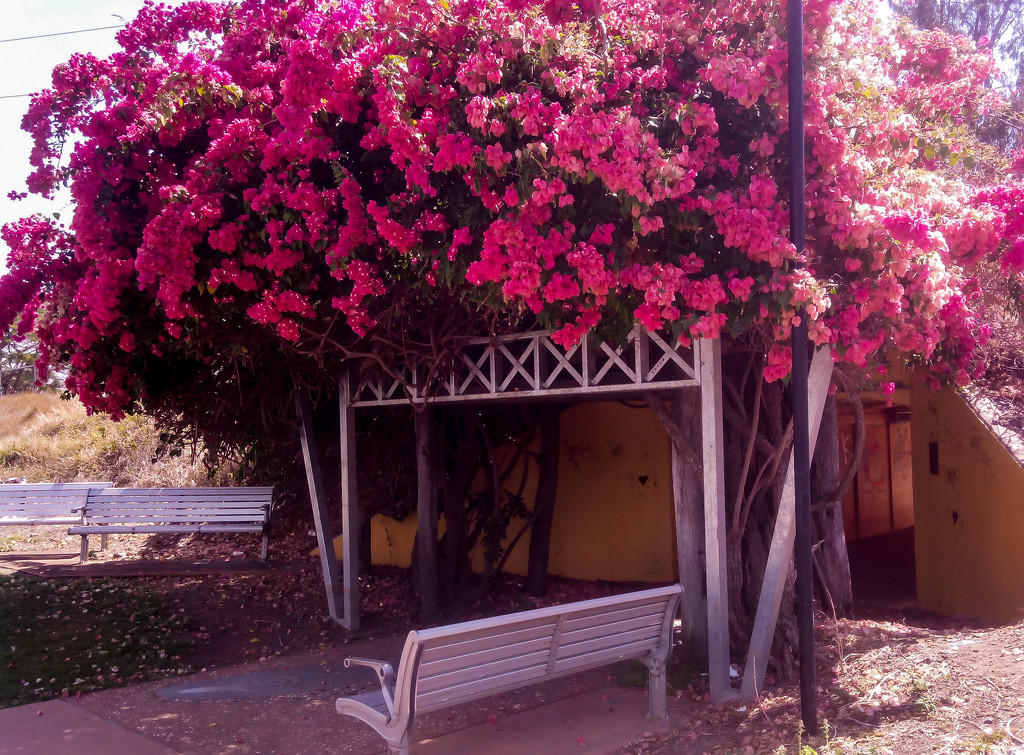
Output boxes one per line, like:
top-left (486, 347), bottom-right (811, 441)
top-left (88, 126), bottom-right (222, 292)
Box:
top-left (788, 0), bottom-right (817, 736)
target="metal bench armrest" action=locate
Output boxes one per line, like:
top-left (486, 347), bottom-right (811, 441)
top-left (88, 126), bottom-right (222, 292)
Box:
top-left (345, 657), bottom-right (396, 715)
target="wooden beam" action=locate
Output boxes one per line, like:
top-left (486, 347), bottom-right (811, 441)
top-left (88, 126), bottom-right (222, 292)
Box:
top-left (339, 366), bottom-right (360, 630)
top-left (699, 338), bottom-right (735, 703)
top-left (295, 390), bottom-right (348, 628)
top-left (671, 387), bottom-right (709, 669)
top-left (739, 345), bottom-right (833, 699)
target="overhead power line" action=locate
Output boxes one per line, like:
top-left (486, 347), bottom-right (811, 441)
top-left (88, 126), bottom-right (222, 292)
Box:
top-left (0, 24), bottom-right (124, 44)
top-left (0, 94), bottom-right (33, 100)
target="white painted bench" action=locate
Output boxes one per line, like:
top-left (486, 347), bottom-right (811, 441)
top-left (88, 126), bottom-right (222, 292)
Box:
top-left (69, 486), bottom-right (274, 563)
top-left (0, 482), bottom-right (110, 526)
top-left (336, 584), bottom-right (683, 755)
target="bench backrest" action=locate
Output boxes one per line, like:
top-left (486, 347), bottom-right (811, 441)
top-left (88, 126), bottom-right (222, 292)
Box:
top-left (84, 487), bottom-right (273, 525)
top-left (0, 482), bottom-right (111, 523)
top-left (401, 584), bottom-right (681, 715)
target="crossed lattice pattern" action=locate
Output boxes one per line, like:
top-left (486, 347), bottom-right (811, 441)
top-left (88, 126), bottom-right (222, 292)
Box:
top-left (351, 329), bottom-right (699, 407)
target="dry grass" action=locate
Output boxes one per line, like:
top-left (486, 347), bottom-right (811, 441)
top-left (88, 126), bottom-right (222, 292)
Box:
top-left (0, 393), bottom-right (232, 486)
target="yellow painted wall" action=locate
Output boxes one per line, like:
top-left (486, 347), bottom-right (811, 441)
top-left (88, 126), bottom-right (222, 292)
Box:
top-left (334, 381), bottom-right (1024, 622)
top-left (912, 384), bottom-right (1024, 622)
top-left (363, 401), bottom-right (678, 583)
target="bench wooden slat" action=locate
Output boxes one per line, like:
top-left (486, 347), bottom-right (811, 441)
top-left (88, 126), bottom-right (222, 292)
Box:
top-left (86, 500), bottom-right (270, 508)
top-left (77, 512), bottom-right (268, 522)
top-left (417, 645), bottom-right (552, 694)
top-left (417, 634), bottom-right (556, 679)
top-left (88, 498), bottom-right (271, 507)
top-left (71, 524), bottom-right (266, 535)
top-left (90, 487), bottom-right (270, 499)
top-left (559, 599), bottom-right (673, 630)
top-left (559, 608), bottom-right (668, 640)
top-left (417, 662), bottom-right (551, 713)
top-left (555, 626), bottom-right (663, 664)
top-left (416, 621), bottom-right (557, 663)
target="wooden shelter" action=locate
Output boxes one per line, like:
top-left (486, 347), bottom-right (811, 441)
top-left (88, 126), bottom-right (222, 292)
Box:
top-left (296, 329), bottom-right (833, 702)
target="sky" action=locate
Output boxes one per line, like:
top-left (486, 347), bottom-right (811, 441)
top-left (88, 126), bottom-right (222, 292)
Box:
top-left (0, 1), bottom-right (188, 272)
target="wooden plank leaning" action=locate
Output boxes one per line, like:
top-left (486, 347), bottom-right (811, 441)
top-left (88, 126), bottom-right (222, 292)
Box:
top-left (739, 346), bottom-right (834, 699)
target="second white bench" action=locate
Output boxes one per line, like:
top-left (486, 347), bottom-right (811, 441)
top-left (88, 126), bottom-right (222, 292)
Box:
top-left (69, 486), bottom-right (274, 563)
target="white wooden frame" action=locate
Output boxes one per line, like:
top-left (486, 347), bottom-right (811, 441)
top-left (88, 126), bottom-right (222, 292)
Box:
top-left (352, 328), bottom-right (699, 406)
top-left (302, 330), bottom-right (833, 700)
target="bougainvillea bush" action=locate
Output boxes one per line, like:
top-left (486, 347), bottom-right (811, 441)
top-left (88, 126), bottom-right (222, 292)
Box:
top-left (2, 0), bottom-right (1022, 425)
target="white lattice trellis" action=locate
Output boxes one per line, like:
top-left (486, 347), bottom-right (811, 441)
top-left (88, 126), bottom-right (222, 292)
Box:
top-left (352, 328), bottom-right (699, 406)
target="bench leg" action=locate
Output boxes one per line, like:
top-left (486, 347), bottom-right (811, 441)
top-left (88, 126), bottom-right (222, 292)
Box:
top-left (79, 535), bottom-right (89, 564)
top-left (646, 657), bottom-right (668, 720)
top-left (100, 533), bottom-right (108, 552)
top-left (386, 733), bottom-right (410, 755)
top-left (260, 532), bottom-right (269, 561)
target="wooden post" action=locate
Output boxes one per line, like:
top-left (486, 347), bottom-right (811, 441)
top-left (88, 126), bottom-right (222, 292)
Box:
top-left (671, 387), bottom-right (708, 668)
top-left (699, 337), bottom-right (735, 703)
top-left (339, 366), bottom-right (360, 631)
top-left (739, 345), bottom-right (833, 699)
top-left (295, 390), bottom-right (348, 628)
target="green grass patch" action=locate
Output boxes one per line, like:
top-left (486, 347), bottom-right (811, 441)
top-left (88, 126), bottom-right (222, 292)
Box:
top-left (0, 574), bottom-right (196, 708)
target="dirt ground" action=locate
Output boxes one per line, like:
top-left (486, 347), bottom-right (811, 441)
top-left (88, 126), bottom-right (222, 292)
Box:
top-left (4, 523), bottom-right (1024, 754)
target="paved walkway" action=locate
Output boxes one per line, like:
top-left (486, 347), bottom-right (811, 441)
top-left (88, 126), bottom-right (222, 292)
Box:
top-left (0, 553), bottom-right (692, 753)
top-left (0, 675), bottom-right (685, 754)
top-left (1, 698), bottom-right (175, 755)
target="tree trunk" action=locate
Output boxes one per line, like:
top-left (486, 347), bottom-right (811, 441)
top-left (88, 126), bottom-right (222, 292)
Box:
top-left (414, 405), bottom-right (441, 620)
top-left (439, 410), bottom-right (480, 603)
top-left (527, 406), bottom-right (561, 596)
top-left (811, 395), bottom-right (853, 617)
top-left (669, 388), bottom-right (709, 669)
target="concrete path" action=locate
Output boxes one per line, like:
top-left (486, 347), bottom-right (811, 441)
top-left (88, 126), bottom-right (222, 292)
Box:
top-left (0, 681), bottom-right (685, 754)
top-left (0, 699), bottom-right (177, 755)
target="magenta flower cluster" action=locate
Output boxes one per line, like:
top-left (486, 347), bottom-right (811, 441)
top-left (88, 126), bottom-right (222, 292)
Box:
top-left (0, 0), bottom-right (1019, 415)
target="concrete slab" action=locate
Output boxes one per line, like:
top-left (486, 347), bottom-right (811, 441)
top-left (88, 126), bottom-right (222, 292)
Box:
top-left (0, 699), bottom-right (178, 755)
top-left (414, 686), bottom-right (680, 755)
